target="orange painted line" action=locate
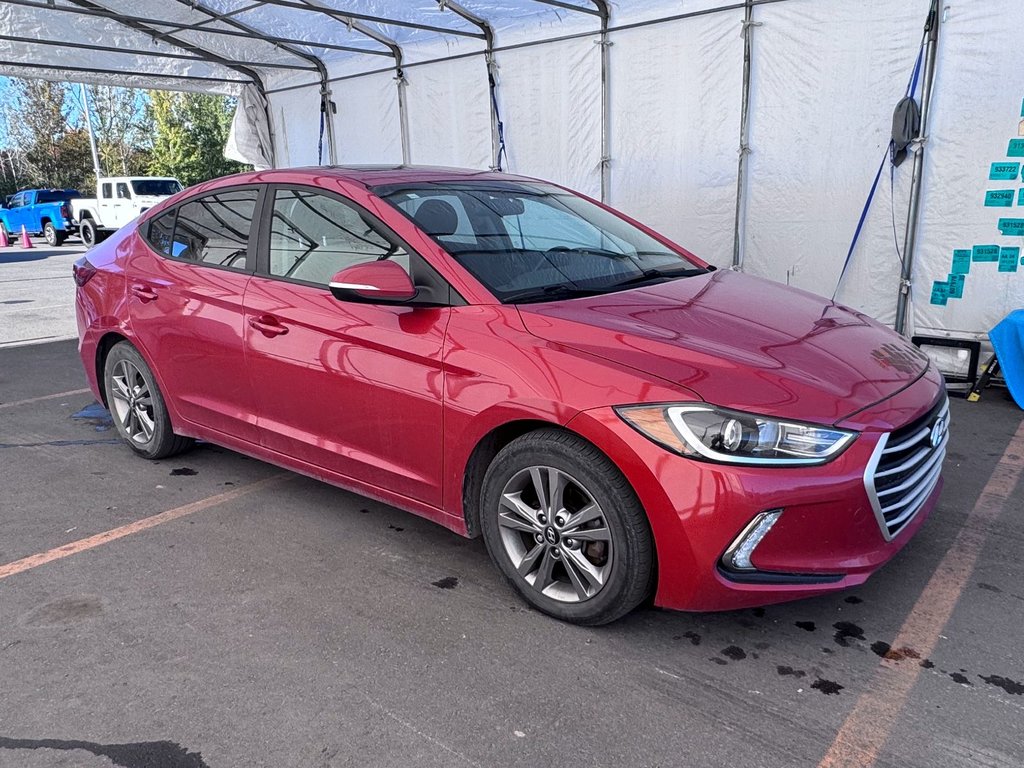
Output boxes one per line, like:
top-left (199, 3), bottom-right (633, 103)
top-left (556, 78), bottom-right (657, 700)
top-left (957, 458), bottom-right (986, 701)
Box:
top-left (0, 388), bottom-right (91, 410)
top-left (818, 419), bottom-right (1024, 768)
top-left (0, 474), bottom-right (290, 581)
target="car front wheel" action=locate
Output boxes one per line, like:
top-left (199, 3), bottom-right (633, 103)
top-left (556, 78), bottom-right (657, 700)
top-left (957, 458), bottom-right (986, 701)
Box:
top-left (103, 341), bottom-right (193, 460)
top-left (480, 429), bottom-right (654, 625)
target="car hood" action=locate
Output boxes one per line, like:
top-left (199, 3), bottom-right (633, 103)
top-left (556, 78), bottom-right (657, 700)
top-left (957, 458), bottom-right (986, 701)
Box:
top-left (517, 270), bottom-right (930, 426)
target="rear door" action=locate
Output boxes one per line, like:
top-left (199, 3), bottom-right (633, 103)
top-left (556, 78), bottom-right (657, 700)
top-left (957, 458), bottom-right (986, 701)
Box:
top-left (128, 186), bottom-right (262, 443)
top-left (244, 184), bottom-right (450, 506)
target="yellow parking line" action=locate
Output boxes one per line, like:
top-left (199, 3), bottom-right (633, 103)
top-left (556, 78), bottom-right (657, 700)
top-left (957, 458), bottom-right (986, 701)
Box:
top-left (0, 388), bottom-right (92, 410)
top-left (818, 420), bottom-right (1024, 767)
top-left (0, 474), bottom-right (290, 581)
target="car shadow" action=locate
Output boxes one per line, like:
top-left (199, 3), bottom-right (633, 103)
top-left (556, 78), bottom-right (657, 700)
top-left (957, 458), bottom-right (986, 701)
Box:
top-left (0, 248), bottom-right (70, 264)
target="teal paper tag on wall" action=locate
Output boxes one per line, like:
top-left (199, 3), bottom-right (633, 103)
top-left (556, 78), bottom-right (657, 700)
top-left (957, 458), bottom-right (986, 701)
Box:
top-left (930, 280), bottom-right (949, 305)
top-left (947, 273), bottom-right (965, 298)
top-left (1010, 139), bottom-right (1024, 157)
top-left (990, 162), bottom-right (1021, 180)
top-left (973, 244), bottom-right (1000, 261)
top-left (985, 189), bottom-right (1015, 206)
top-left (998, 218), bottom-right (1024, 236)
top-left (1020, 188), bottom-right (1024, 206)
top-left (952, 249), bottom-right (972, 273)
top-left (999, 247), bottom-right (1020, 272)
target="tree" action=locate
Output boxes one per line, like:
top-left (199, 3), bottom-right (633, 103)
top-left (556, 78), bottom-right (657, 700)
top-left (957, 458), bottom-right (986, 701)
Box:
top-left (148, 91), bottom-right (250, 186)
top-left (3, 79), bottom-right (92, 191)
top-left (78, 85), bottom-right (153, 176)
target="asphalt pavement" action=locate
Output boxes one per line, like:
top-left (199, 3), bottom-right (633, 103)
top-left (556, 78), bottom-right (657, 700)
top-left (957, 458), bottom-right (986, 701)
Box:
top-left (0, 238), bottom-right (85, 348)
top-left (0, 262), bottom-right (1022, 767)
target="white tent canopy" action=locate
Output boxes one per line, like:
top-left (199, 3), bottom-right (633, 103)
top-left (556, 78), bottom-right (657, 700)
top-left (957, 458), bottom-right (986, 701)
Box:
top-left (3, 0), bottom-right (1023, 350)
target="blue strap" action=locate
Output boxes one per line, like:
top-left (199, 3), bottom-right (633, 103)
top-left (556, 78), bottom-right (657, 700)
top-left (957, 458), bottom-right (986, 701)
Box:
top-left (833, 142), bottom-right (892, 299)
top-left (317, 103), bottom-right (325, 165)
top-left (833, 33), bottom-right (926, 300)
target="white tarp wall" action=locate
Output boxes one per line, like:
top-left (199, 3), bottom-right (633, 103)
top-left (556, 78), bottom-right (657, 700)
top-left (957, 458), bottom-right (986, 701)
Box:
top-left (3, 0), bottom-right (1022, 343)
top-left (259, 0), bottom-right (1024, 346)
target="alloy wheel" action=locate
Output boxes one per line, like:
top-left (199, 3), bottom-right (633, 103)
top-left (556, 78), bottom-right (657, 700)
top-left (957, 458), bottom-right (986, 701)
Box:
top-left (109, 359), bottom-right (156, 445)
top-left (497, 466), bottom-right (614, 603)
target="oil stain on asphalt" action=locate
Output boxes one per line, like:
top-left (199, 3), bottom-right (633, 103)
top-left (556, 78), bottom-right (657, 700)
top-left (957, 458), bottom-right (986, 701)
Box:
top-left (71, 402), bottom-right (114, 432)
top-left (0, 737), bottom-right (209, 767)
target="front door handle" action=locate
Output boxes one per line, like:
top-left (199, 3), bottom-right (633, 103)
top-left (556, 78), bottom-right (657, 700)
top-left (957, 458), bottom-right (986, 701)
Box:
top-left (248, 315), bottom-right (289, 337)
top-left (131, 284), bottom-right (158, 302)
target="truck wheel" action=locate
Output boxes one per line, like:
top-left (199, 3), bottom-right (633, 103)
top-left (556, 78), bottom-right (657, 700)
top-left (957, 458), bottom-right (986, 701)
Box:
top-left (80, 218), bottom-right (97, 248)
top-left (43, 221), bottom-right (65, 247)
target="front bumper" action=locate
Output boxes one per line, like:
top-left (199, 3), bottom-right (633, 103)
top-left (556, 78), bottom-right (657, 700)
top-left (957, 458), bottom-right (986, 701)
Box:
top-left (566, 375), bottom-right (946, 612)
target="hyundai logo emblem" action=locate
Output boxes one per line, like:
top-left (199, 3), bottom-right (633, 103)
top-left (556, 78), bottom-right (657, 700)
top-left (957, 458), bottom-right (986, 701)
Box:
top-left (930, 416), bottom-right (947, 449)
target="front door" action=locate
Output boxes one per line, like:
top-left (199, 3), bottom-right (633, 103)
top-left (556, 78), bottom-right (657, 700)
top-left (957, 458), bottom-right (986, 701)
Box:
top-left (128, 186), bottom-right (261, 444)
top-left (244, 185), bottom-right (449, 507)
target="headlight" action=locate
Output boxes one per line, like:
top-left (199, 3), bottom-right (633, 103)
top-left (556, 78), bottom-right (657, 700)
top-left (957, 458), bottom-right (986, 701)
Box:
top-left (615, 404), bottom-right (856, 466)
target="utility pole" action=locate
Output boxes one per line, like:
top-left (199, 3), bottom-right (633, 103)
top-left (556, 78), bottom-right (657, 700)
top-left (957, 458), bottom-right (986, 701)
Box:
top-left (79, 83), bottom-right (103, 184)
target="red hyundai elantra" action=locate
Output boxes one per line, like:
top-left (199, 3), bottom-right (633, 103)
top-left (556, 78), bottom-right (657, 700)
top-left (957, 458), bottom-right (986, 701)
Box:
top-left (74, 167), bottom-right (948, 625)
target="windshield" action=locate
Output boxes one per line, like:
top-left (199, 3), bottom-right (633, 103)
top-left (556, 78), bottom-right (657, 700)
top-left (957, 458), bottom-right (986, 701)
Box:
top-left (131, 179), bottom-right (182, 196)
top-left (37, 190), bottom-right (81, 203)
top-left (375, 180), bottom-right (707, 303)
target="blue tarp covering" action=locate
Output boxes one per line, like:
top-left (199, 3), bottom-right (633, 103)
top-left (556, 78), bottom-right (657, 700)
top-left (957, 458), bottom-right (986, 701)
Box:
top-left (990, 310), bottom-right (1024, 410)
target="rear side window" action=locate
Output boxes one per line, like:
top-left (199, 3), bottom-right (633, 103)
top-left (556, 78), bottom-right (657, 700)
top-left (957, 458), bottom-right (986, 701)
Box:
top-left (145, 189), bottom-right (258, 270)
top-left (147, 209), bottom-right (178, 258)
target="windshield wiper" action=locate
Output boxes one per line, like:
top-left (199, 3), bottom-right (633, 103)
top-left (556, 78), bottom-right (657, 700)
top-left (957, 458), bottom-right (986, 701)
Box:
top-left (503, 283), bottom-right (607, 304)
top-left (610, 266), bottom-right (711, 289)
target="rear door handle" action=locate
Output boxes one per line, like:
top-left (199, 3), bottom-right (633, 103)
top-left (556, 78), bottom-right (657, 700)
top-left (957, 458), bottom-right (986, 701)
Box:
top-left (131, 284), bottom-right (158, 302)
top-left (248, 315), bottom-right (289, 337)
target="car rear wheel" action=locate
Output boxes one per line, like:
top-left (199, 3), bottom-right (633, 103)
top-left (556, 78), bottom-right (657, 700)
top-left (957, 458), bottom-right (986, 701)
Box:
top-left (43, 221), bottom-right (64, 247)
top-left (104, 342), bottom-right (193, 460)
top-left (480, 429), bottom-right (653, 625)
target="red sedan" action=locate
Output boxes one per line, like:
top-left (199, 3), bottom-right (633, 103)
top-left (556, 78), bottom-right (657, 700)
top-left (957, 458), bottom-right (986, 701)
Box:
top-left (74, 167), bottom-right (948, 625)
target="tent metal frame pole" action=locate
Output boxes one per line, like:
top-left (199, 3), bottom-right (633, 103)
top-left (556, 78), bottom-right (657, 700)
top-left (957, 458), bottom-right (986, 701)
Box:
top-left (531, 0), bottom-right (601, 16)
top-left (0, 59), bottom-right (250, 85)
top-left (731, 0), bottom-right (757, 269)
top-left (594, 1), bottom-right (611, 202)
top-left (0, 32), bottom-right (316, 71)
top-left (64, 0), bottom-right (277, 166)
top-left (436, 0), bottom-right (502, 170)
top-left (894, 0), bottom-right (940, 335)
top-left (154, 1), bottom-right (267, 40)
top-left (168, 0), bottom-right (337, 164)
top-left (1, 0), bottom-right (390, 58)
top-left (244, 0), bottom-right (485, 39)
top-left (291, 0), bottom-right (411, 164)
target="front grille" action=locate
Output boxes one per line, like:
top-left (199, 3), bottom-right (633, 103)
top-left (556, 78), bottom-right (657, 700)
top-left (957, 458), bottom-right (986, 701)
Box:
top-left (865, 393), bottom-right (949, 540)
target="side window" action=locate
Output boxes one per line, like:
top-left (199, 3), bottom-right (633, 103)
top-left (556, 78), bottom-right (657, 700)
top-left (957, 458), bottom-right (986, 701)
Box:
top-left (170, 189), bottom-right (258, 270)
top-left (10, 193), bottom-right (23, 208)
top-left (147, 209), bottom-right (177, 258)
top-left (101, 184), bottom-right (112, 199)
top-left (268, 188), bottom-right (409, 285)
top-left (116, 183), bottom-right (131, 200)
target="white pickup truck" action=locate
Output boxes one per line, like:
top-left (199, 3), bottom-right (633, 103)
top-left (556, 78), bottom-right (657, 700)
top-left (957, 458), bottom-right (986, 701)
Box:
top-left (72, 176), bottom-right (183, 246)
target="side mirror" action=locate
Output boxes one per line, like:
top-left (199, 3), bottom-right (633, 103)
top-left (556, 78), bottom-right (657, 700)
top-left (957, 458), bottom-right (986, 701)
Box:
top-left (328, 260), bottom-right (417, 304)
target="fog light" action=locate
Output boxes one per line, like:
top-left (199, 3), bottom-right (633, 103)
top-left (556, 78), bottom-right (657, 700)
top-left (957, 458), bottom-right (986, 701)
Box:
top-left (723, 510), bottom-right (783, 571)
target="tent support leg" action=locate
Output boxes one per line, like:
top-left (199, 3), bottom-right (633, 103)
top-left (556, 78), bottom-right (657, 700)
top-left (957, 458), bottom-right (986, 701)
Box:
top-left (732, 0), bottom-right (758, 270)
top-left (596, 2), bottom-right (611, 201)
top-left (895, 0), bottom-right (940, 335)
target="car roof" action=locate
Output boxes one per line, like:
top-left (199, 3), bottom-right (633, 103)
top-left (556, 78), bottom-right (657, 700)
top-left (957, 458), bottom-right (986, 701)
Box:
top-left (214, 165), bottom-right (545, 190)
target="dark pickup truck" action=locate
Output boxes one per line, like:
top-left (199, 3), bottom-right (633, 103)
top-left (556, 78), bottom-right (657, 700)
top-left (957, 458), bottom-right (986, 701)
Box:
top-left (0, 188), bottom-right (82, 246)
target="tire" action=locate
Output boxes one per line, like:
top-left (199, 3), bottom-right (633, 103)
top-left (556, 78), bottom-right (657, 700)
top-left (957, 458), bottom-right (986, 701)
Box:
top-left (43, 221), bottom-right (65, 247)
top-left (103, 341), bottom-right (193, 460)
top-left (480, 429), bottom-right (654, 625)
top-left (80, 218), bottom-right (97, 248)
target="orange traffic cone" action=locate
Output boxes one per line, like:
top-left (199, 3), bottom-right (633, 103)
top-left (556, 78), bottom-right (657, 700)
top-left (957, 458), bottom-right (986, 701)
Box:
top-left (20, 225), bottom-right (33, 248)
top-left (0, 226), bottom-right (9, 248)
